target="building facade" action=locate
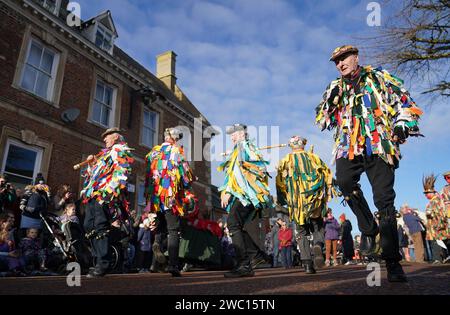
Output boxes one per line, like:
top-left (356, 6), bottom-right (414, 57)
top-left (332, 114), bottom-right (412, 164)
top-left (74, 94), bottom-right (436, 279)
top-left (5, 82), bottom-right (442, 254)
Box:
top-left (0, 0), bottom-right (217, 217)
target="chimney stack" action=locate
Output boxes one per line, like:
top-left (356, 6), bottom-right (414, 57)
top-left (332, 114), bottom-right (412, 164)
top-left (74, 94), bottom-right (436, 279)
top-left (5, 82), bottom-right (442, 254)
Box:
top-left (156, 51), bottom-right (177, 91)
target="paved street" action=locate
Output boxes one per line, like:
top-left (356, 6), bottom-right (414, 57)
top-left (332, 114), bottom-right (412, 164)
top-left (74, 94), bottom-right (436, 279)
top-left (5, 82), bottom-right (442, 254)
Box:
top-left (1, 262), bottom-right (449, 295)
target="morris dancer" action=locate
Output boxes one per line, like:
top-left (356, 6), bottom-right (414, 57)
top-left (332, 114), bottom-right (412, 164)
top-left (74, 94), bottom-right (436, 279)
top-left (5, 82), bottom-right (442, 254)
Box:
top-left (276, 136), bottom-right (336, 273)
top-left (81, 128), bottom-right (134, 278)
top-left (423, 174), bottom-right (449, 264)
top-left (315, 45), bottom-right (423, 282)
top-left (144, 127), bottom-right (194, 277)
top-left (218, 124), bottom-right (272, 278)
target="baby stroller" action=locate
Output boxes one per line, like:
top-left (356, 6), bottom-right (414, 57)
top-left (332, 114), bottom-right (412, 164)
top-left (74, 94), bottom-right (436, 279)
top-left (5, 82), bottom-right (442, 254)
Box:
top-left (40, 213), bottom-right (92, 273)
top-left (103, 222), bottom-right (134, 273)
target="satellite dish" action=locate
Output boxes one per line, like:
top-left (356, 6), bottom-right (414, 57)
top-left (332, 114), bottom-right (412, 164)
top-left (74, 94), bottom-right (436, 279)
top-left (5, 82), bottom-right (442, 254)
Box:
top-left (61, 108), bottom-right (80, 123)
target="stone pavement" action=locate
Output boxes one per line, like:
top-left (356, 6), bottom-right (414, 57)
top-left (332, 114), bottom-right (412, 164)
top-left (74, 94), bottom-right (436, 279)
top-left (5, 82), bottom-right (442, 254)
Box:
top-left (1, 262), bottom-right (449, 295)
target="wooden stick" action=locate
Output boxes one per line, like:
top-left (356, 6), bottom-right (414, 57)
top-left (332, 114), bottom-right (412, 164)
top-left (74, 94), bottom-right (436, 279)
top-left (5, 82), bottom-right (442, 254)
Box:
top-left (73, 147), bottom-right (135, 170)
top-left (73, 152), bottom-right (102, 171)
top-left (221, 144), bottom-right (287, 156)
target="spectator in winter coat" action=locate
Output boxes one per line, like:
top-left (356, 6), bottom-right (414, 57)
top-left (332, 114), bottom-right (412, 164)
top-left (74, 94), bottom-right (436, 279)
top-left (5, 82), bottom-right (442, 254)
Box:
top-left (401, 205), bottom-right (426, 263)
top-left (278, 220), bottom-right (293, 269)
top-left (324, 209), bottom-right (340, 266)
top-left (339, 214), bottom-right (355, 265)
top-left (136, 216), bottom-right (153, 273)
top-left (20, 174), bottom-right (50, 233)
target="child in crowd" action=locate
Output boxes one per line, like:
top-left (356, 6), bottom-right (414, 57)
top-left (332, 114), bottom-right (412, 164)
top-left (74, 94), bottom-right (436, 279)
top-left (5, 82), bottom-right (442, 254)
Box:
top-left (19, 228), bottom-right (47, 272)
top-left (59, 203), bottom-right (79, 225)
top-left (59, 203), bottom-right (80, 243)
top-left (0, 217), bottom-right (24, 275)
top-left (136, 214), bottom-right (155, 273)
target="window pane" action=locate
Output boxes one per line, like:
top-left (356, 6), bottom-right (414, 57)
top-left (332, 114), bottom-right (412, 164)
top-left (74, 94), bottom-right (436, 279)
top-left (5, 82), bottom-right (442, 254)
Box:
top-left (143, 127), bottom-right (150, 146)
top-left (35, 72), bottom-right (50, 99)
top-left (143, 111), bottom-right (150, 127)
top-left (95, 82), bottom-right (104, 102)
top-left (143, 127), bottom-right (155, 147)
top-left (95, 32), bottom-right (104, 48)
top-left (105, 31), bottom-right (112, 42)
top-left (2, 173), bottom-right (33, 190)
top-left (150, 112), bottom-right (157, 129)
top-left (28, 42), bottom-right (42, 68)
top-left (92, 101), bottom-right (102, 123)
top-left (43, 0), bottom-right (56, 12)
top-left (103, 41), bottom-right (112, 52)
top-left (41, 50), bottom-right (54, 74)
top-left (104, 87), bottom-right (113, 106)
top-left (138, 182), bottom-right (146, 206)
top-left (4, 144), bottom-right (38, 178)
top-left (101, 106), bottom-right (110, 126)
top-left (21, 65), bottom-right (37, 92)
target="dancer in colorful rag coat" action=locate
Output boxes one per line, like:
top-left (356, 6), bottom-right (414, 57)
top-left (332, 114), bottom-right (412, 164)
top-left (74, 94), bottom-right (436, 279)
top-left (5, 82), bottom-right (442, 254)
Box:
top-left (218, 124), bottom-right (272, 278)
top-left (315, 45), bottom-right (423, 282)
top-left (276, 136), bottom-right (336, 274)
top-left (423, 174), bottom-right (449, 264)
top-left (144, 127), bottom-right (194, 277)
top-left (81, 127), bottom-right (134, 278)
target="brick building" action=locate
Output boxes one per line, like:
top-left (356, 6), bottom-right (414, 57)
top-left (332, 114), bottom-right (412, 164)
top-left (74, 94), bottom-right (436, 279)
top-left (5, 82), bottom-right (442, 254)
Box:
top-left (0, 0), bottom-right (218, 217)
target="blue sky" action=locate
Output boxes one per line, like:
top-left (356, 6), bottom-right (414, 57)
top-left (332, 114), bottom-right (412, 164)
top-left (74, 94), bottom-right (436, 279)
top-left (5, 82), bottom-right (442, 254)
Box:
top-left (76, 0), bottom-right (449, 234)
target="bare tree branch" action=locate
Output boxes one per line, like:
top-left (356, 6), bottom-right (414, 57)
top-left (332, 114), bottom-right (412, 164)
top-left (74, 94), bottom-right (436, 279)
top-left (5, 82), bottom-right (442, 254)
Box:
top-left (363, 0), bottom-right (450, 100)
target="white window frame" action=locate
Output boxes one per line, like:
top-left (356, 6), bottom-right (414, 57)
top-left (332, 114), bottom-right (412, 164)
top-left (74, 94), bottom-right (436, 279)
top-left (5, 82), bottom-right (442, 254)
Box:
top-left (20, 38), bottom-right (60, 102)
top-left (1, 138), bottom-right (43, 186)
top-left (141, 108), bottom-right (159, 149)
top-left (37, 0), bottom-right (62, 16)
top-left (90, 79), bottom-right (117, 128)
top-left (95, 24), bottom-right (114, 54)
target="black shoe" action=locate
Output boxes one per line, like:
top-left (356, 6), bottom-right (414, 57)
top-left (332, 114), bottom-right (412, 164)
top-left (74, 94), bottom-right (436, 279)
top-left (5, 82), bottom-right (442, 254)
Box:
top-left (313, 245), bottom-right (325, 269)
top-left (304, 261), bottom-right (316, 274)
top-left (386, 261), bottom-right (407, 283)
top-left (224, 265), bottom-right (255, 278)
top-left (168, 266), bottom-right (182, 277)
top-left (251, 252), bottom-right (270, 269)
top-left (87, 268), bottom-right (107, 278)
top-left (152, 242), bottom-right (167, 264)
top-left (360, 234), bottom-right (377, 256)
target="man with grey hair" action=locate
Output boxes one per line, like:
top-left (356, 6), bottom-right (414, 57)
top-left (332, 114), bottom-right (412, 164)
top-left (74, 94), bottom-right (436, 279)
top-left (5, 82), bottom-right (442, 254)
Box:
top-left (218, 124), bottom-right (272, 278)
top-left (82, 127), bottom-right (134, 278)
top-left (316, 45), bottom-right (423, 282)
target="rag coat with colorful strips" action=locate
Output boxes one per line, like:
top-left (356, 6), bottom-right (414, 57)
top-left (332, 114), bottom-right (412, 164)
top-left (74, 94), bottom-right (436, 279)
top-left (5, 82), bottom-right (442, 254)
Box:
top-left (80, 142), bottom-right (134, 220)
top-left (441, 185), bottom-right (450, 220)
top-left (218, 139), bottom-right (272, 212)
top-left (144, 142), bottom-right (194, 216)
top-left (276, 149), bottom-right (336, 226)
top-left (315, 66), bottom-right (423, 166)
top-left (425, 194), bottom-right (449, 241)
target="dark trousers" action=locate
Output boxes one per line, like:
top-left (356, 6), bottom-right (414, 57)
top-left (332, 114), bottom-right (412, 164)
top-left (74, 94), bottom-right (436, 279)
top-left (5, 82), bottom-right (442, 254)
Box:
top-left (280, 246), bottom-right (293, 267)
top-left (336, 155), bottom-right (401, 262)
top-left (155, 211), bottom-right (181, 269)
top-left (227, 200), bottom-right (261, 268)
top-left (430, 240), bottom-right (445, 262)
top-left (137, 250), bottom-right (153, 269)
top-left (84, 199), bottom-right (111, 271)
top-left (297, 217), bottom-right (324, 261)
